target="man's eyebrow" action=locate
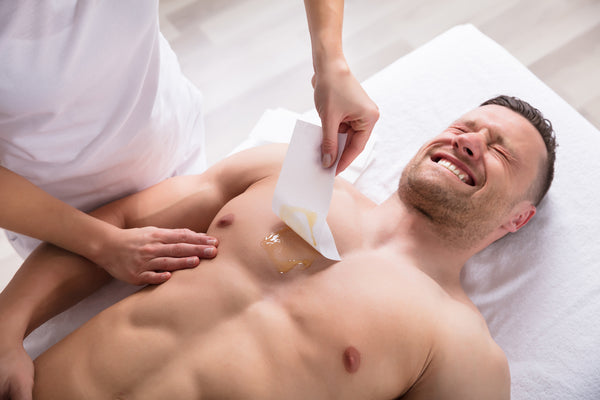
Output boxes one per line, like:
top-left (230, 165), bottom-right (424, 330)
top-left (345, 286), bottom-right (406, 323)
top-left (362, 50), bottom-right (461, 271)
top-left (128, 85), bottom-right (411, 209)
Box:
top-left (451, 119), bottom-right (477, 129)
top-left (462, 120), bottom-right (477, 129)
top-left (490, 127), bottom-right (520, 163)
top-left (459, 119), bottom-right (519, 162)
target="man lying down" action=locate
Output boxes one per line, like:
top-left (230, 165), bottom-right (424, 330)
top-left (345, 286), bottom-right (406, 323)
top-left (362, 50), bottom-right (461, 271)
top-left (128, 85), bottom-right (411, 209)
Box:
top-left (2, 95), bottom-right (556, 399)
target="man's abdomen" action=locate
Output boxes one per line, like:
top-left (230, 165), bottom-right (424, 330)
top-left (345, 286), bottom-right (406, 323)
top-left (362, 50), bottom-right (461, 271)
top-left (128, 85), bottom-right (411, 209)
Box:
top-left (32, 259), bottom-right (317, 399)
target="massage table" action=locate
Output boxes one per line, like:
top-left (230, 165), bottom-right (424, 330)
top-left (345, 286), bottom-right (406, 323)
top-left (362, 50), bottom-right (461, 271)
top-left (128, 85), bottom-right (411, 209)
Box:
top-left (4, 24), bottom-right (599, 399)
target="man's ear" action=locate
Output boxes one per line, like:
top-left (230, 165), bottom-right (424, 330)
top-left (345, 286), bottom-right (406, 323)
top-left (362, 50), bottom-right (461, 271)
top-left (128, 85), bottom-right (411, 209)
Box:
top-left (502, 202), bottom-right (536, 233)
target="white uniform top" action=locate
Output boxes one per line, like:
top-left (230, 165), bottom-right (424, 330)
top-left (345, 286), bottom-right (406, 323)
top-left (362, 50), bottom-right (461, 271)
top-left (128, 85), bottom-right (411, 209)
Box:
top-left (0, 0), bottom-right (206, 257)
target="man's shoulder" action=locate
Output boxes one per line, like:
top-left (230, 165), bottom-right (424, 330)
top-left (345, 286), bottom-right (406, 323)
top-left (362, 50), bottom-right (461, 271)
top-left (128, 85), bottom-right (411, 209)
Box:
top-left (418, 301), bottom-right (510, 399)
top-left (187, 143), bottom-right (287, 191)
top-left (216, 143), bottom-right (288, 175)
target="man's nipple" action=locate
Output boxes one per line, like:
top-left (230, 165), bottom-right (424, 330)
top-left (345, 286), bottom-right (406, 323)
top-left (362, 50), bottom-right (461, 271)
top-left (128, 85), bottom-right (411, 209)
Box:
top-left (343, 346), bottom-right (361, 374)
top-left (217, 213), bottom-right (235, 228)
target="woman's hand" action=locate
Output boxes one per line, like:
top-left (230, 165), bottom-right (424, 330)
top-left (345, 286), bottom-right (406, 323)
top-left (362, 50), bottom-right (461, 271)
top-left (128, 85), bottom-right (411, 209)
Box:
top-left (312, 59), bottom-right (379, 174)
top-left (91, 227), bottom-right (218, 285)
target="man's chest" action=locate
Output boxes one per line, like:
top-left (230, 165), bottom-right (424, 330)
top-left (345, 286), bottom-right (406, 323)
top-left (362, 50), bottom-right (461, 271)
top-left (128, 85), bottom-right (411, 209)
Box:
top-left (192, 178), bottom-right (443, 396)
top-left (203, 177), bottom-right (442, 342)
top-left (205, 177), bottom-right (362, 278)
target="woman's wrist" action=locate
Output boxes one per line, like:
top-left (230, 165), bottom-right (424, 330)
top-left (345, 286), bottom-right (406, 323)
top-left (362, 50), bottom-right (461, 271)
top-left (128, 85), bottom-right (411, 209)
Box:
top-left (0, 302), bottom-right (30, 342)
top-left (313, 52), bottom-right (349, 75)
top-left (48, 209), bottom-right (123, 268)
top-left (75, 220), bottom-right (121, 267)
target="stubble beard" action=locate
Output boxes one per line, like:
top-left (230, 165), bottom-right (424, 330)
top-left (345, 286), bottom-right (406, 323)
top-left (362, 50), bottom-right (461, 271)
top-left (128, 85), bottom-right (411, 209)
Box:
top-left (398, 160), bottom-right (510, 250)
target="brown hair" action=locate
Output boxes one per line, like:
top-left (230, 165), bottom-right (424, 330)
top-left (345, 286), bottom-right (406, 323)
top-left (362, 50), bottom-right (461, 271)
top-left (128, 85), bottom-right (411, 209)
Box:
top-left (480, 95), bottom-right (557, 205)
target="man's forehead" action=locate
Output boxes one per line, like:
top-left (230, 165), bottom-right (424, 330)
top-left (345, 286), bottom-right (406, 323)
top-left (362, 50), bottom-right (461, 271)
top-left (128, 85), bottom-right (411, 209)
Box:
top-left (455, 104), bottom-right (515, 125)
top-left (454, 105), bottom-right (536, 142)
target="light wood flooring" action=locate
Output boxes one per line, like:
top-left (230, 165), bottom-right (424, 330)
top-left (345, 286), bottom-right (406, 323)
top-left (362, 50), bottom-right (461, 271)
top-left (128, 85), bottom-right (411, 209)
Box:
top-left (159, 0), bottom-right (600, 165)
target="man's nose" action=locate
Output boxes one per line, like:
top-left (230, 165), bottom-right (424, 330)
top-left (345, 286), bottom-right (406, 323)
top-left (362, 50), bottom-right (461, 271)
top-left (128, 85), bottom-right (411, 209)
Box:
top-left (452, 130), bottom-right (486, 160)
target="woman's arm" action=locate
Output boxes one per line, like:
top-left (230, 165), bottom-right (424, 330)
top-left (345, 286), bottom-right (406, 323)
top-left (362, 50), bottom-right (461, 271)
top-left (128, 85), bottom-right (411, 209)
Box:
top-left (0, 144), bottom-right (286, 399)
top-left (0, 166), bottom-right (218, 285)
top-left (1, 144), bottom-right (286, 338)
top-left (303, 0), bottom-right (379, 174)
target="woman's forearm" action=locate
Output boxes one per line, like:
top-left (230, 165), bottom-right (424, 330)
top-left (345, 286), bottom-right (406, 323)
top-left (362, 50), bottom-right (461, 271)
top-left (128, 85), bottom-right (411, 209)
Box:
top-left (0, 166), bottom-right (119, 262)
top-left (303, 0), bottom-right (346, 71)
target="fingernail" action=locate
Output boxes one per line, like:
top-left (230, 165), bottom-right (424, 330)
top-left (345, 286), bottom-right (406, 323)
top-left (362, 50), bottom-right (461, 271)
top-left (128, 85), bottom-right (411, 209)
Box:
top-left (204, 247), bottom-right (215, 257)
top-left (187, 257), bottom-right (199, 266)
top-left (207, 239), bottom-right (217, 246)
top-left (322, 153), bottom-right (332, 168)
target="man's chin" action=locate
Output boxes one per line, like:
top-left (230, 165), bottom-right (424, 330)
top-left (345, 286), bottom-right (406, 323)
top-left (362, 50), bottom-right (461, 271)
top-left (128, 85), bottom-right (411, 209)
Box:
top-left (399, 171), bottom-right (482, 229)
top-left (401, 169), bottom-right (466, 204)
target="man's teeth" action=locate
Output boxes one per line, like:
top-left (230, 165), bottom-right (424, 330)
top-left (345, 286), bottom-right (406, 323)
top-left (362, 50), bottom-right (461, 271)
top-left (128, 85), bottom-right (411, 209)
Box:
top-left (437, 159), bottom-right (468, 183)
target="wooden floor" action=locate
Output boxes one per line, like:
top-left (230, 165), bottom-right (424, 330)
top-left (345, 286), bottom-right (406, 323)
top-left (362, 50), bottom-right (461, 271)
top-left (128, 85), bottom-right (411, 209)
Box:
top-left (159, 0), bottom-right (600, 165)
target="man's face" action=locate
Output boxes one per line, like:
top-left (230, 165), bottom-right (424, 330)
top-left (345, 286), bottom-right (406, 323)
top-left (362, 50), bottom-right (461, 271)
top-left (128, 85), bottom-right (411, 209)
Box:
top-left (398, 105), bottom-right (547, 246)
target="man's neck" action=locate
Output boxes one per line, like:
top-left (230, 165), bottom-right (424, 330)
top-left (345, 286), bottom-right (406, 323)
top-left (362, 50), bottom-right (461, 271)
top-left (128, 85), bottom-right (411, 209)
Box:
top-left (362, 195), bottom-right (478, 294)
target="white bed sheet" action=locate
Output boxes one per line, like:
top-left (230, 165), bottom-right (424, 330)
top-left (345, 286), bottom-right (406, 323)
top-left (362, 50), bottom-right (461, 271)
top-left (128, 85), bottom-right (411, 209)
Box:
top-left (236, 24), bottom-right (600, 399)
top-left (354, 25), bottom-right (600, 400)
top-left (20, 24), bottom-right (600, 399)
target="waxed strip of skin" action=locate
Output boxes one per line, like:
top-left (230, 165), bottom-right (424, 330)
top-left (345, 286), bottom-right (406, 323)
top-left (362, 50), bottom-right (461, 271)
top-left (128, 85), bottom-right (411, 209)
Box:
top-left (261, 226), bottom-right (317, 274)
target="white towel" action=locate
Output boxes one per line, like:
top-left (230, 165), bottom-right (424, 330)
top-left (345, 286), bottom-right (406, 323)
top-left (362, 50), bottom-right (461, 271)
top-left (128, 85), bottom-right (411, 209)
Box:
top-left (241, 24), bottom-right (600, 400)
top-left (22, 25), bottom-right (600, 400)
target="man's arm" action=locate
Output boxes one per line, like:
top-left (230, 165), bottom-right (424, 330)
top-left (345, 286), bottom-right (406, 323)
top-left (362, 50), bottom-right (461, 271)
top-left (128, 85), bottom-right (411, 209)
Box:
top-left (303, 0), bottom-right (379, 173)
top-left (1, 144), bottom-right (286, 337)
top-left (0, 145), bottom-right (286, 399)
top-left (444, 343), bottom-right (510, 400)
top-left (430, 312), bottom-right (511, 400)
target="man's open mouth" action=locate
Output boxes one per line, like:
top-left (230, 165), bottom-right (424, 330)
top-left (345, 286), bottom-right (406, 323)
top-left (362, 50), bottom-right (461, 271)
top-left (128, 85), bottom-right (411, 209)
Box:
top-left (432, 156), bottom-right (476, 186)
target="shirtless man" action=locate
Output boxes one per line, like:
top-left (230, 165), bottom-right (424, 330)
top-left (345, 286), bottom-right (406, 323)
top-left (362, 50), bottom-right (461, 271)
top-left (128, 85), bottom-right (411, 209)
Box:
top-left (1, 96), bottom-right (556, 399)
